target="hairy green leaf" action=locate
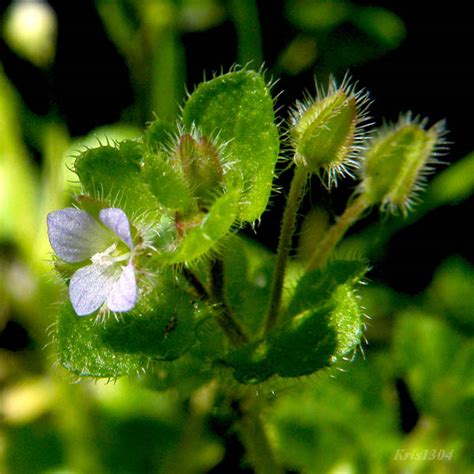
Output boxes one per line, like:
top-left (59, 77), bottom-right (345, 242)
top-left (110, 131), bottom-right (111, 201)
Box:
top-left (224, 262), bottom-right (365, 383)
top-left (223, 236), bottom-right (275, 334)
top-left (74, 141), bottom-right (159, 215)
top-left (285, 259), bottom-right (367, 320)
top-left (164, 188), bottom-right (240, 263)
top-left (182, 69), bottom-right (279, 222)
top-left (56, 280), bottom-right (198, 378)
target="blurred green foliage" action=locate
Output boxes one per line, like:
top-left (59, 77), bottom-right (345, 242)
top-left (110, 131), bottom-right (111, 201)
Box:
top-left (1, 1), bottom-right (472, 473)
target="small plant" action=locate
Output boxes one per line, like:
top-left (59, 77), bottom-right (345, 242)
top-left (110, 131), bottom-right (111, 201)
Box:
top-left (47, 68), bottom-right (447, 472)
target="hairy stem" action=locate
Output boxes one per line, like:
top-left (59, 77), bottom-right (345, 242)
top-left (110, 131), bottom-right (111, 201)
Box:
top-left (183, 265), bottom-right (248, 347)
top-left (210, 258), bottom-right (248, 346)
top-left (306, 194), bottom-right (369, 271)
top-left (265, 166), bottom-right (309, 333)
top-left (237, 393), bottom-right (283, 474)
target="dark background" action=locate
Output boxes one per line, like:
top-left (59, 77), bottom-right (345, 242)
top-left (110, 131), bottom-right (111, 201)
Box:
top-left (1, 0), bottom-right (472, 294)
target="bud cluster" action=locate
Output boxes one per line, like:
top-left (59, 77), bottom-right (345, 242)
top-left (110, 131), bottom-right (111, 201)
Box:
top-left (290, 78), bottom-right (447, 215)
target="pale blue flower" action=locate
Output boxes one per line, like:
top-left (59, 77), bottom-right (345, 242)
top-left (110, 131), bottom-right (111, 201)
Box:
top-left (47, 207), bottom-right (137, 316)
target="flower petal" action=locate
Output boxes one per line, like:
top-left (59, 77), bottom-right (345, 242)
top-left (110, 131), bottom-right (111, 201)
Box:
top-left (47, 208), bottom-right (113, 263)
top-left (107, 262), bottom-right (137, 313)
top-left (99, 208), bottom-right (134, 249)
top-left (69, 263), bottom-right (121, 316)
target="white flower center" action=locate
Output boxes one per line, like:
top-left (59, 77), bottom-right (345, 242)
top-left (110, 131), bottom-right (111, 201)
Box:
top-left (91, 243), bottom-right (130, 266)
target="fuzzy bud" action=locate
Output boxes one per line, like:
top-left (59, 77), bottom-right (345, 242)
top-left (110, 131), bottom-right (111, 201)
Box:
top-left (290, 77), bottom-right (371, 187)
top-left (176, 133), bottom-right (224, 207)
top-left (359, 115), bottom-right (447, 214)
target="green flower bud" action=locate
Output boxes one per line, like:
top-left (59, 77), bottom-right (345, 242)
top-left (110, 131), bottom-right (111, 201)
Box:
top-left (175, 130), bottom-right (225, 208)
top-left (290, 77), bottom-right (371, 187)
top-left (359, 115), bottom-right (447, 214)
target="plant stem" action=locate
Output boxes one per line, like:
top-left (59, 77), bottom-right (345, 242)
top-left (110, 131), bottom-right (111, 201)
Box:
top-left (238, 393), bottom-right (283, 474)
top-left (264, 166), bottom-right (309, 333)
top-left (213, 308), bottom-right (248, 347)
top-left (229, 0), bottom-right (263, 66)
top-left (161, 382), bottom-right (217, 473)
top-left (151, 26), bottom-right (184, 123)
top-left (306, 194), bottom-right (369, 271)
top-left (182, 266), bottom-right (248, 347)
top-left (210, 258), bottom-right (249, 346)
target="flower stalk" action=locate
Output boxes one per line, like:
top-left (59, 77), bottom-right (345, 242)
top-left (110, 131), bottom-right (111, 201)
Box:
top-left (306, 194), bottom-right (369, 271)
top-left (264, 165), bottom-right (309, 333)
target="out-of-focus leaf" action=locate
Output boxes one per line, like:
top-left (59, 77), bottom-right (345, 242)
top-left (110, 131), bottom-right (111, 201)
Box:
top-left (0, 68), bottom-right (37, 257)
top-left (392, 311), bottom-right (462, 410)
top-left (277, 34), bottom-right (318, 75)
top-left (297, 208), bottom-right (329, 261)
top-left (98, 414), bottom-right (182, 473)
top-left (425, 151), bottom-right (474, 207)
top-left (182, 69), bottom-right (279, 222)
top-left (285, 1), bottom-right (404, 73)
top-left (393, 311), bottom-right (474, 466)
top-left (5, 420), bottom-right (64, 474)
top-left (35, 123), bottom-right (70, 268)
top-left (267, 354), bottom-right (401, 473)
top-left (92, 382), bottom-right (223, 473)
top-left (178, 0), bottom-right (225, 32)
top-left (428, 257), bottom-right (474, 332)
top-left (286, 0), bottom-right (351, 31)
top-left (354, 7), bottom-right (405, 49)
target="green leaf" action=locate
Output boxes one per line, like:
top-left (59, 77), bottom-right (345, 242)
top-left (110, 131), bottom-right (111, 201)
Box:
top-left (74, 141), bottom-right (159, 216)
top-left (144, 118), bottom-right (174, 153)
top-left (146, 316), bottom-right (226, 394)
top-left (285, 259), bottom-right (367, 320)
top-left (56, 279), bottom-right (199, 378)
top-left (224, 294), bottom-right (359, 384)
top-left (182, 69), bottom-right (279, 222)
top-left (223, 236), bottom-right (275, 334)
top-left (224, 263), bottom-right (365, 383)
top-left (163, 188), bottom-right (240, 263)
top-left (142, 151), bottom-right (196, 211)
